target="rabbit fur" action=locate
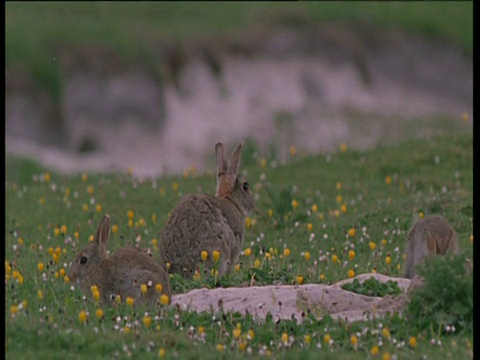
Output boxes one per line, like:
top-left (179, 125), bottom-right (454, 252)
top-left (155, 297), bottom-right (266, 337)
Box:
top-left (68, 214), bottom-right (171, 306)
top-left (403, 214), bottom-right (460, 279)
top-left (159, 142), bottom-right (255, 279)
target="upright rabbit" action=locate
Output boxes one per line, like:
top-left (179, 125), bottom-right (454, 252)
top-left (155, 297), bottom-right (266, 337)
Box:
top-left (159, 142), bottom-right (255, 279)
top-left (68, 214), bottom-right (171, 306)
top-left (403, 214), bottom-right (460, 279)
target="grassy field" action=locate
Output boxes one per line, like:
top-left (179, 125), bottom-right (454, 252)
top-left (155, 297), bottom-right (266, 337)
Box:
top-left (5, 128), bottom-right (473, 359)
top-left (5, 2), bottom-right (473, 103)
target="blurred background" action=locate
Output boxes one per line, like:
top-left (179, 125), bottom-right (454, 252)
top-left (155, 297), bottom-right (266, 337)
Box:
top-left (5, 2), bottom-right (473, 179)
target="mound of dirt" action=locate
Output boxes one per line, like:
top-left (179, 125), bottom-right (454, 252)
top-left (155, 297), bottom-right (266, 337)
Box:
top-left (171, 273), bottom-right (415, 323)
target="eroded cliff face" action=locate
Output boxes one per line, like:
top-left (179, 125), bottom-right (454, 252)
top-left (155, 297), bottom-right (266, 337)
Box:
top-left (5, 24), bottom-right (472, 178)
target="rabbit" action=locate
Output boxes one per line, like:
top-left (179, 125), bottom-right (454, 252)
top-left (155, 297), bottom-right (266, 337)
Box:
top-left (403, 214), bottom-right (460, 279)
top-left (68, 214), bottom-right (172, 306)
top-left (158, 142), bottom-right (255, 279)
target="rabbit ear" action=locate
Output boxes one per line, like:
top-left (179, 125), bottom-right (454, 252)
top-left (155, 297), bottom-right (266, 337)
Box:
top-left (95, 214), bottom-right (110, 257)
top-left (216, 143), bottom-right (231, 197)
top-left (229, 143), bottom-right (243, 176)
top-left (215, 142), bottom-right (227, 175)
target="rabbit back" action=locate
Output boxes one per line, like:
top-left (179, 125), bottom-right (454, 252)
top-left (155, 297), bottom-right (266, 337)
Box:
top-left (159, 194), bottom-right (238, 278)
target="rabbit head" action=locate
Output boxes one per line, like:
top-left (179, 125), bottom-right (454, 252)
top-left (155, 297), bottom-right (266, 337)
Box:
top-left (215, 142), bottom-right (255, 215)
top-left (68, 214), bottom-right (110, 284)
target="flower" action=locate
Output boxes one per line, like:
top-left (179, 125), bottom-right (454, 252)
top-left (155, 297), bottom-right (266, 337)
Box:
top-left (244, 248), bottom-right (252, 257)
top-left (212, 250), bottom-right (220, 262)
top-left (140, 284), bottom-right (148, 295)
top-left (281, 332), bottom-right (289, 344)
top-left (158, 348), bottom-right (166, 357)
top-left (143, 316), bottom-right (152, 327)
top-left (126, 297), bottom-right (135, 306)
top-left (304, 251), bottom-right (311, 261)
top-left (409, 336), bottom-right (417, 348)
top-left (369, 242), bottom-right (376, 250)
top-left (348, 269), bottom-right (355, 278)
top-left (95, 309), bottom-right (104, 319)
top-left (348, 250), bottom-right (356, 260)
top-left (160, 294), bottom-right (169, 305)
top-left (233, 328), bottom-right (241, 339)
top-left (370, 346), bottom-right (379, 356)
top-left (127, 210), bottom-right (134, 219)
top-left (350, 335), bottom-right (358, 347)
top-left (296, 276), bottom-right (304, 285)
top-left (283, 248), bottom-right (291, 257)
top-left (78, 310), bottom-right (87, 323)
top-left (201, 250), bottom-right (208, 261)
top-left (172, 182), bottom-right (179, 192)
top-left (331, 254), bottom-right (339, 264)
top-left (291, 199), bottom-right (298, 210)
top-left (348, 228), bottom-right (356, 237)
top-left (324, 334), bottom-right (331, 344)
top-left (385, 255), bottom-right (391, 265)
top-left (92, 288), bottom-right (100, 301)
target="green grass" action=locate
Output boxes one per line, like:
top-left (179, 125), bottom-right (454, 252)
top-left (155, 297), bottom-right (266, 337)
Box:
top-left (5, 2), bottom-right (473, 103)
top-left (5, 129), bottom-right (473, 359)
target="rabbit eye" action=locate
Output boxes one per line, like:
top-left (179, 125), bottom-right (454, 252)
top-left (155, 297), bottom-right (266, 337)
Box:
top-left (80, 256), bottom-right (88, 265)
top-left (242, 182), bottom-right (249, 191)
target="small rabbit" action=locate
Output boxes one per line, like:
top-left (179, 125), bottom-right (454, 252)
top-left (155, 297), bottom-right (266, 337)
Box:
top-left (159, 142), bottom-right (255, 279)
top-left (68, 214), bottom-right (171, 306)
top-left (403, 214), bottom-right (460, 279)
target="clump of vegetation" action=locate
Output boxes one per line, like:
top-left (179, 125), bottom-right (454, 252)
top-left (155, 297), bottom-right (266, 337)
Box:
top-left (405, 251), bottom-right (473, 334)
top-left (341, 277), bottom-right (403, 297)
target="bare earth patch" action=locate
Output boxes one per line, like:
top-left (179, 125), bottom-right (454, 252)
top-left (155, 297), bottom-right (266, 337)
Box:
top-left (171, 273), bottom-right (414, 324)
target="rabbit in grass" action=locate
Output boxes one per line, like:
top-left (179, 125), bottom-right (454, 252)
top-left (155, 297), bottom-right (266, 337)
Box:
top-left (403, 214), bottom-right (460, 279)
top-left (68, 214), bottom-right (172, 306)
top-left (159, 142), bottom-right (255, 279)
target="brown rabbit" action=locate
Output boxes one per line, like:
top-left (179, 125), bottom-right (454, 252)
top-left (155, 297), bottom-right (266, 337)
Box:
top-left (68, 214), bottom-right (171, 306)
top-left (403, 214), bottom-right (460, 279)
top-left (158, 142), bottom-right (255, 279)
